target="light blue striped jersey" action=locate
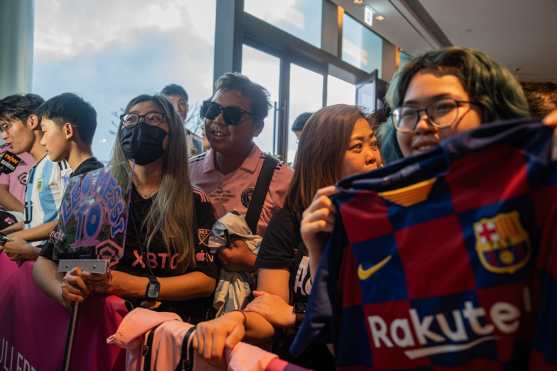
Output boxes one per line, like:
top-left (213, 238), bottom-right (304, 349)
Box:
top-left (24, 157), bottom-right (71, 245)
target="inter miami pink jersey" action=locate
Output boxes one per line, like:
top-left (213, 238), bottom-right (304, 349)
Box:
top-left (188, 145), bottom-right (293, 236)
top-left (291, 120), bottom-right (557, 370)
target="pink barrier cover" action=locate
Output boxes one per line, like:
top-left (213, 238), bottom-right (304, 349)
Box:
top-left (0, 254), bottom-right (127, 371)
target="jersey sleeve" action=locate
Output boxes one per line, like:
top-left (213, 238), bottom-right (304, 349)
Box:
top-left (268, 163), bottom-right (293, 210)
top-left (256, 208), bottom-right (298, 270)
top-left (39, 239), bottom-right (56, 261)
top-left (50, 161), bottom-right (71, 213)
top-left (256, 162), bottom-right (294, 236)
top-left (0, 172), bottom-right (9, 186)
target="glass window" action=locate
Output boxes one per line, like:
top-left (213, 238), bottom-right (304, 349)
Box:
top-left (33, 0), bottom-right (216, 162)
top-left (400, 51), bottom-right (413, 69)
top-left (244, 0), bottom-right (322, 48)
top-left (241, 45), bottom-right (281, 156)
top-left (342, 13), bottom-right (382, 74)
top-left (327, 75), bottom-right (356, 105)
top-left (288, 64), bottom-right (323, 164)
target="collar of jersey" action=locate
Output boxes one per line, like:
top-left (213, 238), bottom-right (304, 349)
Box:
top-left (378, 178), bottom-right (436, 207)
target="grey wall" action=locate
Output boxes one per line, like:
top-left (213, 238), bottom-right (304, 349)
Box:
top-left (0, 0), bottom-right (34, 98)
top-left (381, 40), bottom-right (398, 81)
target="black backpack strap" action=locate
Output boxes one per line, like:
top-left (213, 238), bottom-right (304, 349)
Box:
top-left (175, 326), bottom-right (196, 371)
top-left (245, 155), bottom-right (279, 234)
top-left (143, 324), bottom-right (162, 371)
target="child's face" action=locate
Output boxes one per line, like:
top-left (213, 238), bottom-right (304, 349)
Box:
top-left (40, 118), bottom-right (70, 162)
top-left (165, 94), bottom-right (188, 122)
top-left (395, 70), bottom-right (483, 157)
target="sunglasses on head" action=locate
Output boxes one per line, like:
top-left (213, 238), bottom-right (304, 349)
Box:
top-left (200, 100), bottom-right (253, 126)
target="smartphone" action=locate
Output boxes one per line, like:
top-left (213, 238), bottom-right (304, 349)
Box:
top-left (57, 259), bottom-right (108, 274)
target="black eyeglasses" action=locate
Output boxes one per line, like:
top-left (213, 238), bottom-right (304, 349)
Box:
top-left (120, 111), bottom-right (166, 128)
top-left (200, 100), bottom-right (252, 126)
top-left (392, 98), bottom-right (481, 133)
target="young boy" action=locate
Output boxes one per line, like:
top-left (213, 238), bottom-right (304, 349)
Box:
top-left (0, 94), bottom-right (70, 263)
top-left (0, 93), bottom-right (102, 263)
top-left (161, 83), bottom-right (204, 157)
top-left (31, 93), bottom-right (104, 298)
top-left (37, 92), bottom-right (103, 176)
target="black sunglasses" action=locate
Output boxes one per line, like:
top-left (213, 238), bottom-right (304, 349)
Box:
top-left (200, 100), bottom-right (252, 126)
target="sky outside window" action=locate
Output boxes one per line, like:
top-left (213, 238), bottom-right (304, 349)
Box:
top-left (33, 0), bottom-right (216, 161)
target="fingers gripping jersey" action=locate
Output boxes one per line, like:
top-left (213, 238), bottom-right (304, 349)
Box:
top-left (291, 120), bottom-right (557, 370)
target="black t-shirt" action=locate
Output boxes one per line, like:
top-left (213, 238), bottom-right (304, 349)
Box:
top-left (42, 182), bottom-right (218, 323)
top-left (116, 186), bottom-right (217, 323)
top-left (118, 186), bottom-right (217, 278)
top-left (256, 208), bottom-right (312, 305)
top-left (256, 208), bottom-right (334, 371)
top-left (72, 157), bottom-right (104, 177)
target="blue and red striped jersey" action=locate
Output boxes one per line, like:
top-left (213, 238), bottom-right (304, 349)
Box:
top-left (291, 119), bottom-right (557, 370)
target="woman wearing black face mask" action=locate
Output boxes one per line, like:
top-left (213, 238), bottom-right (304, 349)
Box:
top-left (55, 95), bottom-right (218, 323)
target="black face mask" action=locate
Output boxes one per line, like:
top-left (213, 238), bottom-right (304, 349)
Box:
top-left (120, 124), bottom-right (166, 165)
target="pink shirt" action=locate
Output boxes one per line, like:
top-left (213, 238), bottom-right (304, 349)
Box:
top-left (189, 145), bottom-right (293, 236)
top-left (0, 149), bottom-right (35, 207)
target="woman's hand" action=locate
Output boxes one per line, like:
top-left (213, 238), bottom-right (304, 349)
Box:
top-left (193, 311), bottom-right (246, 365)
top-left (301, 186), bottom-right (337, 277)
top-left (301, 186), bottom-right (337, 251)
top-left (245, 291), bottom-right (295, 328)
top-left (83, 269), bottom-right (113, 294)
top-left (61, 267), bottom-right (91, 307)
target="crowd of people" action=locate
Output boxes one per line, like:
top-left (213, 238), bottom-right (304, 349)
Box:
top-left (1, 46), bottom-right (557, 370)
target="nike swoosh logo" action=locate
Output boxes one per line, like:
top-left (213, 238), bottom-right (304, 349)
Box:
top-left (358, 255), bottom-right (392, 281)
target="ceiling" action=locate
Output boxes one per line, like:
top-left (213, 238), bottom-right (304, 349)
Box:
top-left (339, 0), bottom-right (557, 82)
top-left (418, 0), bottom-right (557, 82)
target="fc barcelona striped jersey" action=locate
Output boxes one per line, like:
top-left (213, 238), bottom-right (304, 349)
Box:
top-left (291, 119), bottom-right (557, 370)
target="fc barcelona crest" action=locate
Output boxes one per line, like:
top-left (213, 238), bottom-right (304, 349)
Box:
top-left (474, 211), bottom-right (530, 274)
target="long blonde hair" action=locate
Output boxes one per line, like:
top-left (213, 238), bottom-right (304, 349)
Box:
top-left (111, 94), bottom-right (195, 269)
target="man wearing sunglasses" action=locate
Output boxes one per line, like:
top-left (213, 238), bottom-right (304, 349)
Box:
top-left (189, 73), bottom-right (292, 273)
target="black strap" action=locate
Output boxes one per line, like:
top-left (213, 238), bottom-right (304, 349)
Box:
top-left (175, 326), bottom-right (196, 371)
top-left (245, 155), bottom-right (279, 234)
top-left (143, 324), bottom-right (162, 371)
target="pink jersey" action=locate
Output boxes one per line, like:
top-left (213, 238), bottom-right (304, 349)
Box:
top-left (189, 145), bottom-right (293, 236)
top-left (0, 150), bottom-right (35, 208)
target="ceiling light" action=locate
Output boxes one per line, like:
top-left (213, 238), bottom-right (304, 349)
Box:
top-left (375, 15), bottom-right (385, 21)
top-left (354, 0), bottom-right (364, 5)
